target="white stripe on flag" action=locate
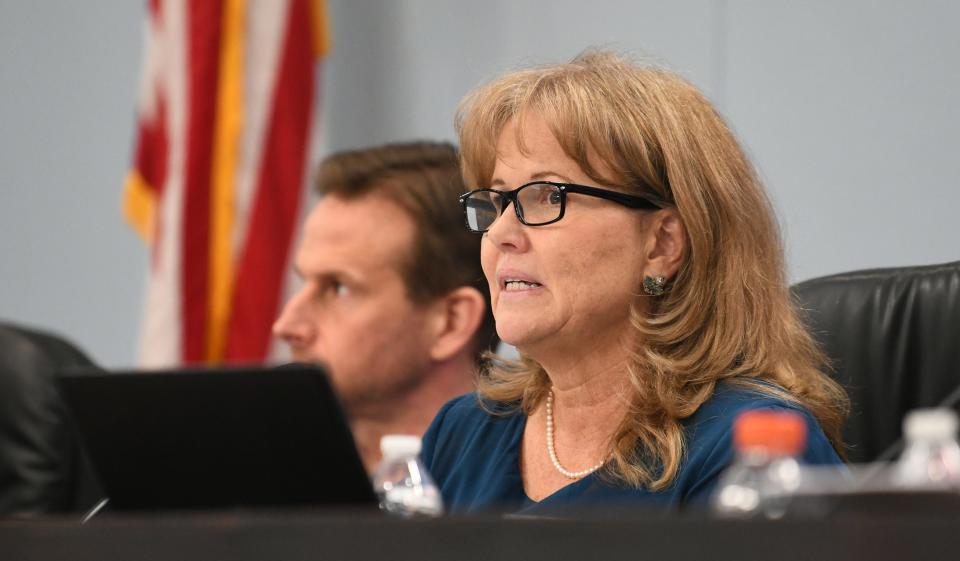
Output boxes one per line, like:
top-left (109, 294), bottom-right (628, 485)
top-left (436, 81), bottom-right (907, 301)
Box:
top-left (139, 0), bottom-right (188, 367)
top-left (232, 1), bottom-right (291, 258)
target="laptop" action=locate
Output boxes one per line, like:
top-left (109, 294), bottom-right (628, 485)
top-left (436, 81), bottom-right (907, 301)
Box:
top-left (59, 364), bottom-right (377, 513)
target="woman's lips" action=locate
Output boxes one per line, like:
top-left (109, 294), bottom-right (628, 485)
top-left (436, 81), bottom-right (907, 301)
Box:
top-left (503, 279), bottom-right (542, 292)
top-left (496, 269), bottom-right (543, 292)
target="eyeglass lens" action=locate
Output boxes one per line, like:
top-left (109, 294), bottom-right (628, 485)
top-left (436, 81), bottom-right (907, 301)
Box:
top-left (464, 183), bottom-right (562, 231)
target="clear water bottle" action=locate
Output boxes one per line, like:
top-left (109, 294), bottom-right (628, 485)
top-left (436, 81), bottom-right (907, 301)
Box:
top-left (712, 410), bottom-right (807, 519)
top-left (893, 408), bottom-right (960, 490)
top-left (371, 435), bottom-right (444, 517)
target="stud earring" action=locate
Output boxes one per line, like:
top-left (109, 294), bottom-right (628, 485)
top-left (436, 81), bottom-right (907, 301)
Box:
top-left (643, 275), bottom-right (667, 296)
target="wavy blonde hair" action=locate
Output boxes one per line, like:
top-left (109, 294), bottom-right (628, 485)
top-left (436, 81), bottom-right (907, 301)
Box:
top-left (458, 50), bottom-right (849, 490)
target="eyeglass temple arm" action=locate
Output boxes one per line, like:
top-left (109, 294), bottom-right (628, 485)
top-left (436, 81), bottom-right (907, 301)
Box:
top-left (563, 184), bottom-right (666, 210)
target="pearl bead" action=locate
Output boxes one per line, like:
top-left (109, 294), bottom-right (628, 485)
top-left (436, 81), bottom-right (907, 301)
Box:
top-left (545, 389), bottom-right (606, 479)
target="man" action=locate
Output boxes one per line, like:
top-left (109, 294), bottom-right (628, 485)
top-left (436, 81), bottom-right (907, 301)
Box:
top-left (273, 142), bottom-right (496, 472)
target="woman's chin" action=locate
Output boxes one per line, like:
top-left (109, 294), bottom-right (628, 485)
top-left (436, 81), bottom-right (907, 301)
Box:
top-left (495, 325), bottom-right (540, 350)
top-left (496, 324), bottom-right (556, 357)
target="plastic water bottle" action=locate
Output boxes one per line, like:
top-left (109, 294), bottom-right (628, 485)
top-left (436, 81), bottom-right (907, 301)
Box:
top-left (893, 408), bottom-right (960, 490)
top-left (371, 435), bottom-right (444, 517)
top-left (712, 410), bottom-right (807, 519)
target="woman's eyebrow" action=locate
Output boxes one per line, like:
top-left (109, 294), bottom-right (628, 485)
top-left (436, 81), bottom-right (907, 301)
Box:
top-left (529, 170), bottom-right (574, 183)
top-left (490, 170), bottom-right (574, 187)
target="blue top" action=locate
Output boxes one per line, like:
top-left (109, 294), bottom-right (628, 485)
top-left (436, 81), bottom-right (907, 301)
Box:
top-left (420, 383), bottom-right (843, 516)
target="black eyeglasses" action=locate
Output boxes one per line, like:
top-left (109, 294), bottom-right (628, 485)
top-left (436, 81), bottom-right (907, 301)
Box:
top-left (459, 181), bottom-right (667, 233)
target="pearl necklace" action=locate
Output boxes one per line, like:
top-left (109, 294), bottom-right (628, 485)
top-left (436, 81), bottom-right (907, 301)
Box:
top-left (545, 389), bottom-right (607, 479)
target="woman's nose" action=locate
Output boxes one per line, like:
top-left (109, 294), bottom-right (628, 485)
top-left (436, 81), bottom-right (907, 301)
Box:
top-left (485, 201), bottom-right (528, 252)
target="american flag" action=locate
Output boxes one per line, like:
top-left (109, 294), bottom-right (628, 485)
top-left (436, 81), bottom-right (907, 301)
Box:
top-left (123, 0), bottom-right (328, 365)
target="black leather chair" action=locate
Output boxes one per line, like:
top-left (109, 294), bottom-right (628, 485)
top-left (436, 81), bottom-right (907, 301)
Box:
top-left (0, 322), bottom-right (103, 517)
top-left (793, 260), bottom-right (960, 464)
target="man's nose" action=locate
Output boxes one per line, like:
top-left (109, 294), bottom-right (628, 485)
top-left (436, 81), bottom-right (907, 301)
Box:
top-left (273, 292), bottom-right (315, 347)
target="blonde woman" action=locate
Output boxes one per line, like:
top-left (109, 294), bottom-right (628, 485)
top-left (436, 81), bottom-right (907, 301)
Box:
top-left (420, 51), bottom-right (849, 514)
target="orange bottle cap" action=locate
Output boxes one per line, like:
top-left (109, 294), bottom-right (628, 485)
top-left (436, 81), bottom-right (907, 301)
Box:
top-left (733, 410), bottom-right (807, 456)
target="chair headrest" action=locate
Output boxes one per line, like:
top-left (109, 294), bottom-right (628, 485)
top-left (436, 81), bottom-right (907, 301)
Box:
top-left (793, 260), bottom-right (960, 463)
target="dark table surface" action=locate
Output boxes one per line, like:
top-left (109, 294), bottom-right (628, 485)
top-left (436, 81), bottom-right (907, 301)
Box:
top-left (3, 504), bottom-right (960, 561)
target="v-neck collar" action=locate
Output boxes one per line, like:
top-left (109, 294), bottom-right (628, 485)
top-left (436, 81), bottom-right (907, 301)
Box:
top-left (500, 410), bottom-right (603, 511)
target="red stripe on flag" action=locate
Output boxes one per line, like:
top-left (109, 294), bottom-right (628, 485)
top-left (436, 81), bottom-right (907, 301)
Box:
top-left (134, 2), bottom-right (168, 268)
top-left (141, 0), bottom-right (168, 201)
top-left (133, 98), bottom-right (169, 202)
top-left (181, 2), bottom-right (223, 363)
top-left (226, 0), bottom-right (315, 361)
top-left (132, 88), bottom-right (168, 271)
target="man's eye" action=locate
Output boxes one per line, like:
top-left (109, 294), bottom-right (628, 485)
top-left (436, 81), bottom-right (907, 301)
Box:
top-left (316, 280), bottom-right (350, 300)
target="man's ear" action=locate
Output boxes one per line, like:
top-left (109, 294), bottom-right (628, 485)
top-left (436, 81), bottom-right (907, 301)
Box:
top-left (643, 208), bottom-right (686, 280)
top-left (426, 286), bottom-right (486, 362)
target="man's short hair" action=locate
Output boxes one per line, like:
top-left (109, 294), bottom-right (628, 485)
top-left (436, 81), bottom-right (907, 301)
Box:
top-left (315, 141), bottom-right (497, 357)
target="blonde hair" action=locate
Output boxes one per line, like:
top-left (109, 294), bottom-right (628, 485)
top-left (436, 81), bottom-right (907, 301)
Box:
top-left (458, 50), bottom-right (849, 490)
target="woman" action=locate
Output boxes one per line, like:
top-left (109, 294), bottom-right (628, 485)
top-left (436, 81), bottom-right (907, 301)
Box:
top-left (420, 51), bottom-right (849, 515)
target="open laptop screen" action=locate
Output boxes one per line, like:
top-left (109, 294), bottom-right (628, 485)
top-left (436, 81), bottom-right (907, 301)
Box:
top-left (60, 364), bottom-right (376, 512)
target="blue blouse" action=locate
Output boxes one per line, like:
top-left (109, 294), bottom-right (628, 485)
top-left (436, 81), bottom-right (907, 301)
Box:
top-left (420, 383), bottom-right (843, 516)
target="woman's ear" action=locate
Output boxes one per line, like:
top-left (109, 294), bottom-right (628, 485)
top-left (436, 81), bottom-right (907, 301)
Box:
top-left (643, 208), bottom-right (686, 279)
top-left (426, 286), bottom-right (486, 362)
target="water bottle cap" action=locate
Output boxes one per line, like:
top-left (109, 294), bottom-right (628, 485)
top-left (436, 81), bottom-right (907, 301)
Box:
top-left (380, 434), bottom-right (422, 458)
top-left (733, 410), bottom-right (807, 456)
top-left (904, 408), bottom-right (958, 441)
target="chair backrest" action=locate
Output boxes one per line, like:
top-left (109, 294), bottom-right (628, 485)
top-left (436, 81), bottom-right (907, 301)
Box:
top-left (0, 322), bottom-right (103, 517)
top-left (793, 261), bottom-right (960, 464)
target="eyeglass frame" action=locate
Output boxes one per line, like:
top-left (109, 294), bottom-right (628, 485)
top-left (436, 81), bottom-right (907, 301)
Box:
top-left (458, 180), bottom-right (669, 233)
